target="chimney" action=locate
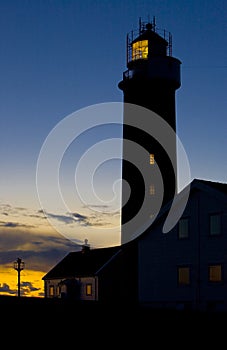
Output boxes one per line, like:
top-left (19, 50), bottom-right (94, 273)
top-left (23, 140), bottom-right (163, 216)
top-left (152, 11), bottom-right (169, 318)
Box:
top-left (81, 238), bottom-right (90, 253)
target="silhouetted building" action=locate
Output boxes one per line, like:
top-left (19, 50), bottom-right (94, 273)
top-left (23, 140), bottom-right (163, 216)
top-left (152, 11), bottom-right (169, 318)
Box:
top-left (138, 179), bottom-right (227, 311)
top-left (42, 179), bottom-right (227, 311)
top-left (42, 242), bottom-right (137, 303)
top-left (42, 19), bottom-right (227, 312)
top-left (118, 18), bottom-right (181, 244)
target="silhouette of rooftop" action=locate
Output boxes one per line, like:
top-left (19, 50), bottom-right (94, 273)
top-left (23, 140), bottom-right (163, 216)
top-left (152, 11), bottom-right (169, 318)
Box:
top-left (42, 245), bottom-right (120, 280)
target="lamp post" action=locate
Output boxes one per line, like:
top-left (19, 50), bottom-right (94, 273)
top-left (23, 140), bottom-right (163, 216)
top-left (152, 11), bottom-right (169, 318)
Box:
top-left (13, 258), bottom-right (25, 297)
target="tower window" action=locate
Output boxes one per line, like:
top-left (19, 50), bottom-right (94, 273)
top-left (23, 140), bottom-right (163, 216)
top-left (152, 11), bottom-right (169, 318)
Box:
top-left (149, 153), bottom-right (155, 165)
top-left (132, 40), bottom-right (148, 60)
top-left (149, 184), bottom-right (155, 195)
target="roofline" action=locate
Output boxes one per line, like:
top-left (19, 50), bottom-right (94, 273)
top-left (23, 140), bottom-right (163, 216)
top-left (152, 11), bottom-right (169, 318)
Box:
top-left (134, 178), bottom-right (227, 242)
top-left (42, 245), bottom-right (121, 280)
top-left (155, 178), bottom-right (227, 221)
top-left (95, 248), bottom-right (122, 275)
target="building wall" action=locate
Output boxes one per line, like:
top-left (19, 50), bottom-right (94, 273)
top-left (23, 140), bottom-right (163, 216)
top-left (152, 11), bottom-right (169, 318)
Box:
top-left (44, 276), bottom-right (97, 301)
top-left (98, 243), bottom-right (138, 304)
top-left (79, 276), bottom-right (97, 301)
top-left (138, 188), bottom-right (227, 311)
top-left (44, 279), bottom-right (63, 298)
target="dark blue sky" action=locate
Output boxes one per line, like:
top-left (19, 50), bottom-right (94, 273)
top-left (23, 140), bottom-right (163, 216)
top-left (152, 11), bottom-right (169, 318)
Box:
top-left (1, 0), bottom-right (226, 183)
top-left (0, 0), bottom-right (226, 297)
top-left (0, 0), bottom-right (226, 250)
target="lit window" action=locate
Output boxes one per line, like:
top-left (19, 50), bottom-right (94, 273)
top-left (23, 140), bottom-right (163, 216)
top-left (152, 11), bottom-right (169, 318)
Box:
top-left (149, 153), bottom-right (155, 165)
top-left (49, 285), bottom-right (54, 297)
top-left (149, 184), bottom-right (155, 195)
top-left (209, 265), bottom-right (222, 282)
top-left (132, 40), bottom-right (148, 60)
top-left (178, 267), bottom-right (190, 285)
top-left (209, 213), bottom-right (221, 235)
top-left (86, 283), bottom-right (92, 296)
top-left (178, 217), bottom-right (189, 239)
top-left (56, 286), bottom-right (60, 296)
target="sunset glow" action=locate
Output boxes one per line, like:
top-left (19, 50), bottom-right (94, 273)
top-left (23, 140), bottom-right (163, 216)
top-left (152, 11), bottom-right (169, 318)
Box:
top-left (0, 0), bottom-right (226, 298)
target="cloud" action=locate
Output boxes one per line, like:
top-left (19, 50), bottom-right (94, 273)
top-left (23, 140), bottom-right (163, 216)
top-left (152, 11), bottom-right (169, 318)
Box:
top-left (20, 281), bottom-right (40, 296)
top-left (0, 281), bottom-right (43, 297)
top-left (71, 212), bottom-right (91, 226)
top-left (83, 204), bottom-right (110, 209)
top-left (0, 226), bottom-right (82, 271)
top-left (0, 203), bottom-right (45, 220)
top-left (44, 210), bottom-right (93, 227)
top-left (0, 283), bottom-right (14, 294)
top-left (0, 203), bottom-right (24, 216)
top-left (72, 212), bottom-right (87, 220)
top-left (0, 201), bottom-right (120, 273)
top-left (0, 221), bottom-right (35, 228)
top-left (0, 201), bottom-right (120, 231)
top-left (0, 201), bottom-right (120, 297)
top-left (46, 212), bottom-right (76, 224)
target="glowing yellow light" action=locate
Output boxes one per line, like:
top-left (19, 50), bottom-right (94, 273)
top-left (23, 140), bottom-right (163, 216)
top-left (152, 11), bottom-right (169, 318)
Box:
top-left (86, 284), bottom-right (92, 296)
top-left (132, 40), bottom-right (148, 60)
top-left (150, 153), bottom-right (155, 164)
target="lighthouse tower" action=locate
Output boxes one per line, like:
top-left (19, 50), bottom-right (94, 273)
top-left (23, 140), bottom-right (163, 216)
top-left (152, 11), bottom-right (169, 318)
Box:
top-left (118, 18), bottom-right (181, 244)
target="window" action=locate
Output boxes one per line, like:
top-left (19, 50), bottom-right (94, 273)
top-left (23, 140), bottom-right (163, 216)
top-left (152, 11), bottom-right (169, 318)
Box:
top-left (149, 153), bottom-right (155, 165)
top-left (178, 217), bottom-right (189, 239)
top-left (178, 267), bottom-right (190, 285)
top-left (86, 283), bottom-right (92, 296)
top-left (56, 286), bottom-right (60, 297)
top-left (209, 265), bottom-right (222, 282)
top-left (49, 285), bottom-right (54, 297)
top-left (149, 184), bottom-right (155, 195)
top-left (132, 40), bottom-right (148, 60)
top-left (209, 213), bottom-right (221, 236)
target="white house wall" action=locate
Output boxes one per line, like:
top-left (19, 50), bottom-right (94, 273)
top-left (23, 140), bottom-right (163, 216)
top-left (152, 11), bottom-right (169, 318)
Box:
top-left (44, 276), bottom-right (98, 301)
top-left (79, 276), bottom-right (97, 301)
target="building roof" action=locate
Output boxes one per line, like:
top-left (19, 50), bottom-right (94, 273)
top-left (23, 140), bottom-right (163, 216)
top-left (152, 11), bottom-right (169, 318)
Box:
top-left (195, 178), bottom-right (227, 195)
top-left (162, 178), bottom-right (227, 215)
top-left (42, 245), bottom-right (121, 280)
top-left (43, 178), bottom-right (227, 281)
top-left (138, 178), bottom-right (227, 240)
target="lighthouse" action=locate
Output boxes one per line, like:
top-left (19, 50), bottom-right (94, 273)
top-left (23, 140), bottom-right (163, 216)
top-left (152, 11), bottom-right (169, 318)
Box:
top-left (118, 18), bottom-right (181, 244)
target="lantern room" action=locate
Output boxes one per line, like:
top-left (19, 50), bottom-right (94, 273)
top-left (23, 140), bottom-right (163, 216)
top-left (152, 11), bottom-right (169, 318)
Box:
top-left (119, 18), bottom-right (181, 90)
top-left (127, 19), bottom-right (171, 68)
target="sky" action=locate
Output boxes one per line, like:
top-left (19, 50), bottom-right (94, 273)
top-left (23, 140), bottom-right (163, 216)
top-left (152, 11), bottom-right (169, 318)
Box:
top-left (0, 0), bottom-right (226, 297)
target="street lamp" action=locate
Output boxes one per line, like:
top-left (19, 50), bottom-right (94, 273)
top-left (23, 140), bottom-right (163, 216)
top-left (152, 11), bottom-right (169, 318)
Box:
top-left (13, 258), bottom-right (25, 297)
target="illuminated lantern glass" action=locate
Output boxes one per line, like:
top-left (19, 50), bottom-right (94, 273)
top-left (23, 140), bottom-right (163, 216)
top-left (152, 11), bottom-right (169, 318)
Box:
top-left (132, 40), bottom-right (148, 60)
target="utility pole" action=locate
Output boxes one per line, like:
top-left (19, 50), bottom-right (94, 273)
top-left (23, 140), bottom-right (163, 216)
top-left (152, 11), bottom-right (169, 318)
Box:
top-left (13, 258), bottom-right (25, 297)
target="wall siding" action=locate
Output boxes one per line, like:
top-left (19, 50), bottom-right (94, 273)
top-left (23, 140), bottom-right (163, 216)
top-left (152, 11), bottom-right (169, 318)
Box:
top-left (138, 189), bottom-right (227, 311)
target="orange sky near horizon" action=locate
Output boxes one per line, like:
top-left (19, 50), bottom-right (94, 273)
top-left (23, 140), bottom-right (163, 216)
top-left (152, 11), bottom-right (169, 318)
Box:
top-left (0, 265), bottom-right (45, 298)
top-left (0, 200), bottom-right (121, 297)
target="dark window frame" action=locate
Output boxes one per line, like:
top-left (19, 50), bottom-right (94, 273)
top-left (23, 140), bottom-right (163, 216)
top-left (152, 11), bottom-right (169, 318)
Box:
top-left (178, 217), bottom-right (190, 240)
top-left (209, 212), bottom-right (222, 236)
